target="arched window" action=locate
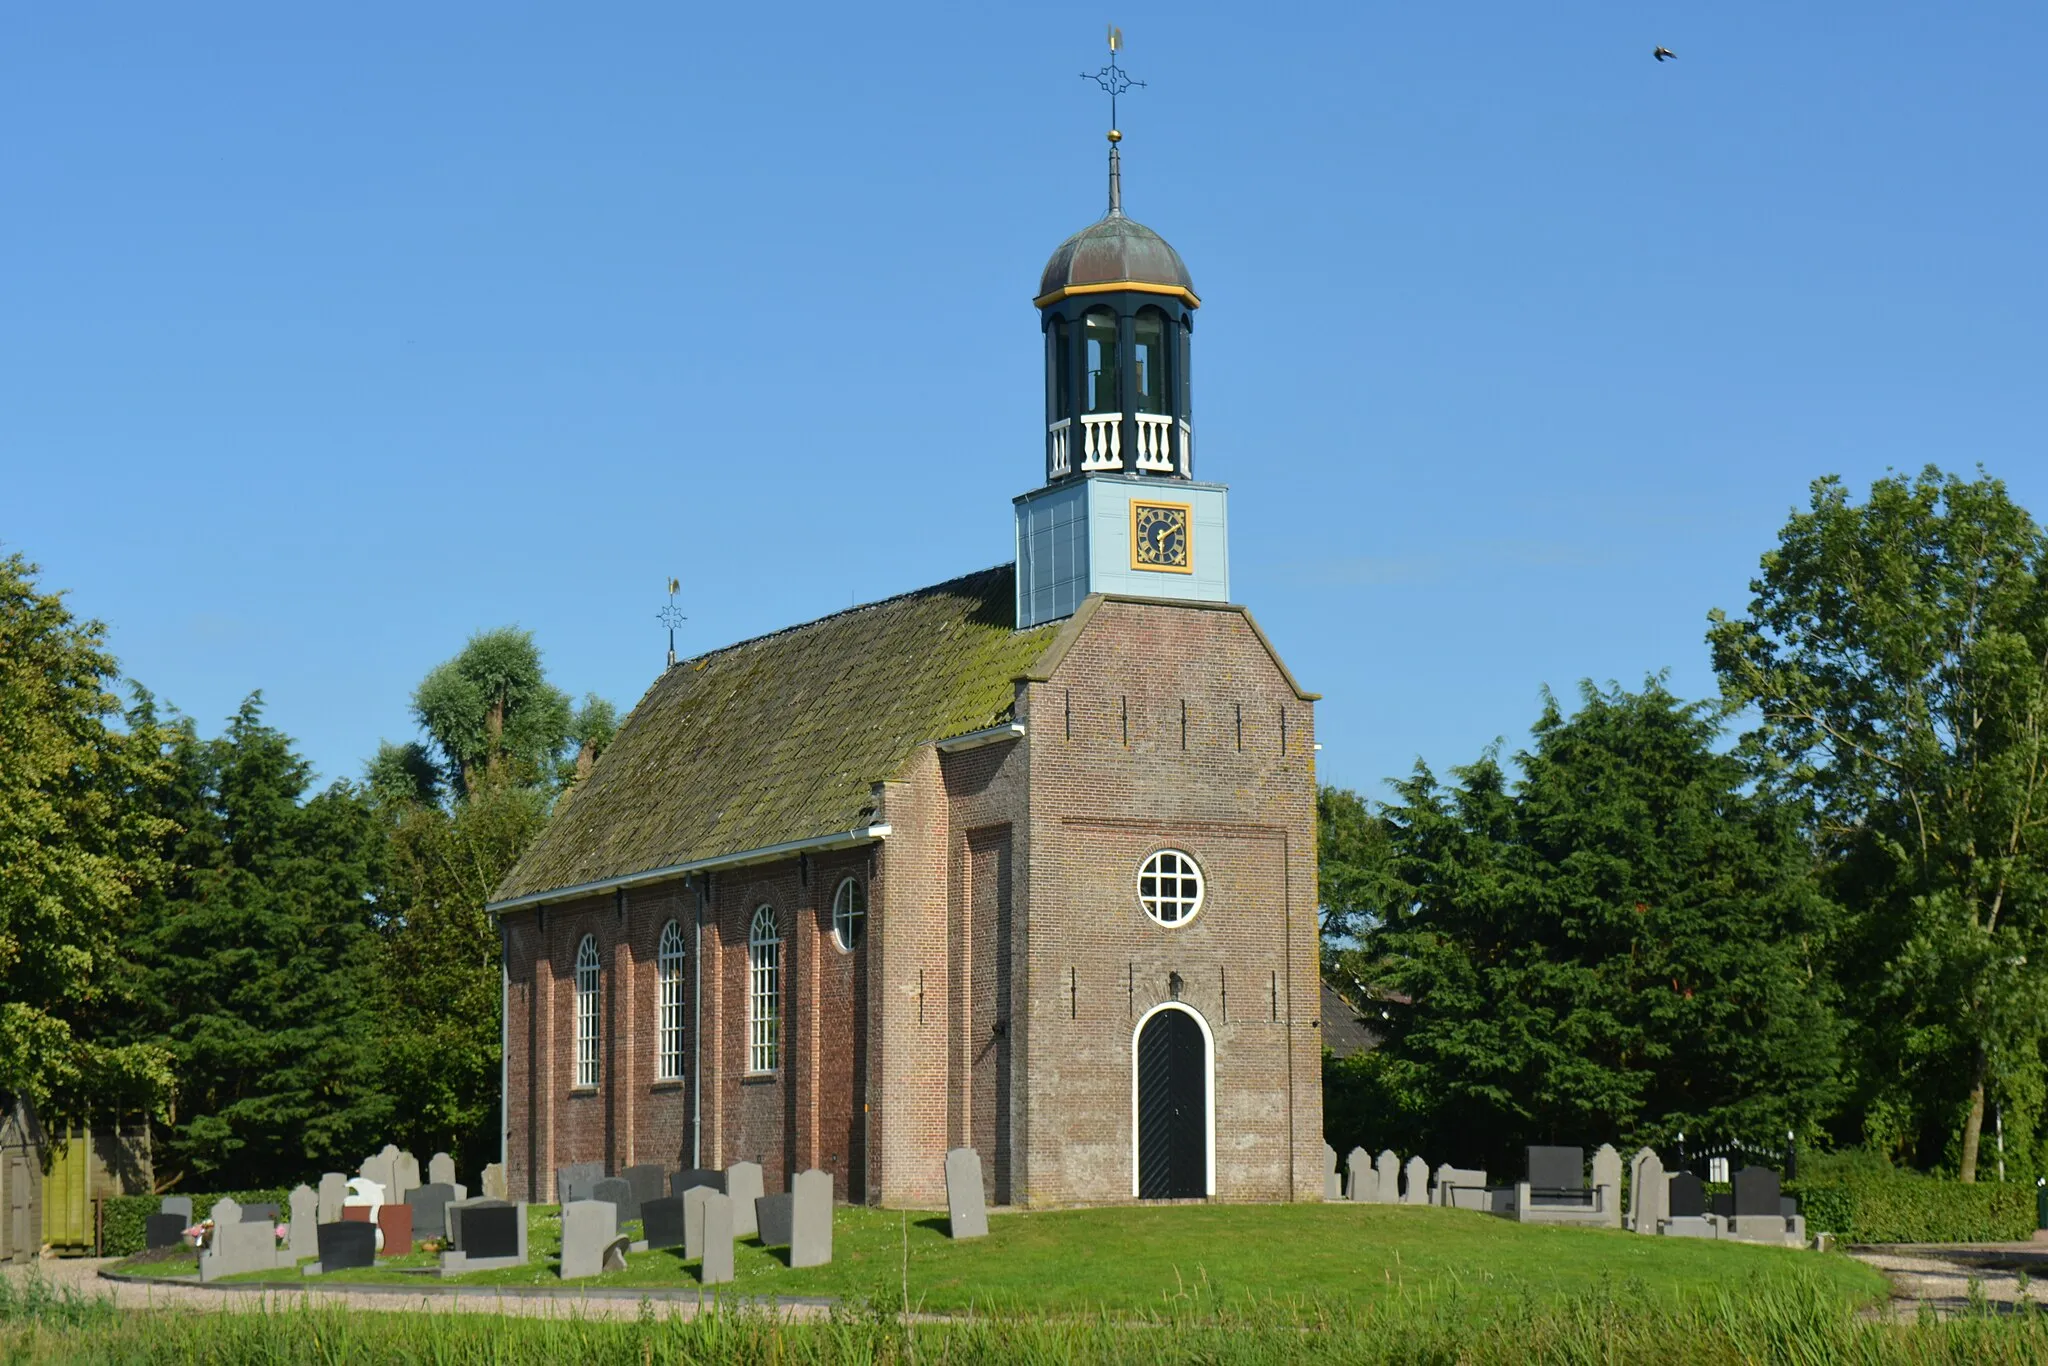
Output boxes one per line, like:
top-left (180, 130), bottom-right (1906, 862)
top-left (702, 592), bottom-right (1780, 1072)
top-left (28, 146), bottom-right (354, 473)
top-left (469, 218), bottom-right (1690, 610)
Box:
top-left (574, 934), bottom-right (601, 1089)
top-left (831, 878), bottom-right (866, 953)
top-left (1133, 309), bottom-right (1169, 415)
top-left (748, 906), bottom-right (781, 1073)
top-left (1084, 309), bottom-right (1119, 414)
top-left (657, 920), bottom-right (685, 1081)
top-left (1138, 850), bottom-right (1205, 927)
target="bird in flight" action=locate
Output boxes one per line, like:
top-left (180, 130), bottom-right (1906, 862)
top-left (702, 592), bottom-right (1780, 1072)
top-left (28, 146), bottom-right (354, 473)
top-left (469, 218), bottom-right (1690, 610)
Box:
top-left (1653, 46), bottom-right (1677, 62)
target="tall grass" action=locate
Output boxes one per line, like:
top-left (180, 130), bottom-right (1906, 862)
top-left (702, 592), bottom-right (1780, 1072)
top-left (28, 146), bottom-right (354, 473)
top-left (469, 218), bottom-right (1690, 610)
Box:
top-left (6, 1267), bottom-right (2048, 1363)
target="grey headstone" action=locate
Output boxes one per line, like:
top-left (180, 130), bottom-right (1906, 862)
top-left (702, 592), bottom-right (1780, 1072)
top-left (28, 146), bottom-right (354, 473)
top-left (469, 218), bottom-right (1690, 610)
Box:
top-left (288, 1185), bottom-right (318, 1259)
top-left (699, 1192), bottom-right (734, 1285)
top-left (317, 1221), bottom-right (375, 1272)
top-left (200, 1198), bottom-right (281, 1282)
top-left (1375, 1150), bottom-right (1401, 1203)
top-left (683, 1184), bottom-right (714, 1258)
top-left (945, 1148), bottom-right (988, 1238)
top-left (1345, 1147), bottom-right (1372, 1202)
top-left (724, 1162), bottom-right (764, 1238)
top-left (239, 1203), bottom-right (278, 1224)
top-left (624, 1164), bottom-right (667, 1215)
top-left (672, 1168), bottom-right (724, 1196)
top-left (391, 1150), bottom-right (421, 1206)
top-left (601, 1235), bottom-right (630, 1272)
top-left (145, 1213), bottom-right (186, 1249)
top-left (1323, 1144), bottom-right (1340, 1201)
top-left (1668, 1172), bottom-right (1706, 1219)
top-left (482, 1163), bottom-right (508, 1201)
top-left (1628, 1148), bottom-right (1667, 1235)
top-left (593, 1177), bottom-right (638, 1225)
top-left (359, 1147), bottom-right (397, 1199)
top-left (159, 1195), bottom-right (193, 1220)
top-left (1433, 1165), bottom-right (1489, 1209)
top-left (640, 1195), bottom-right (685, 1250)
top-left (755, 1192), bottom-right (793, 1247)
top-left (428, 1152), bottom-right (457, 1187)
top-left (790, 1168), bottom-right (832, 1268)
top-left (406, 1183), bottom-right (458, 1240)
top-left (559, 1200), bottom-right (618, 1280)
top-left (1732, 1166), bottom-right (1781, 1219)
top-left (1402, 1155), bottom-right (1431, 1205)
top-left (556, 1161), bottom-right (605, 1205)
top-left (1592, 1144), bottom-right (1622, 1193)
top-left (317, 1173), bottom-right (349, 1225)
top-left (1528, 1146), bottom-right (1584, 1191)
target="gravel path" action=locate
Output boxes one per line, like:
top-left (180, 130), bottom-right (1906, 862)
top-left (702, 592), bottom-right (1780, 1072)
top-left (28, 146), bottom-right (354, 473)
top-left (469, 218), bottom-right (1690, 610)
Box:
top-left (1851, 1242), bottom-right (2048, 1318)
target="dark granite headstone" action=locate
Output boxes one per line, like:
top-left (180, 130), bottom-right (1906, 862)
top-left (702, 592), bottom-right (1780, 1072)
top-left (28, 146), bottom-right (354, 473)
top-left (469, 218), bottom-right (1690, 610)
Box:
top-left (624, 1164), bottom-right (667, 1214)
top-left (1668, 1172), bottom-right (1706, 1218)
top-left (640, 1195), bottom-right (686, 1250)
top-left (755, 1192), bottom-right (794, 1247)
top-left (1780, 1196), bottom-right (1800, 1219)
top-left (146, 1213), bottom-right (187, 1249)
top-left (672, 1168), bottom-right (725, 1197)
top-left (447, 1198), bottom-right (511, 1250)
top-left (1526, 1147), bottom-right (1584, 1190)
top-left (1732, 1166), bottom-right (1781, 1219)
top-left (407, 1182), bottom-right (458, 1239)
top-left (159, 1196), bottom-right (193, 1220)
top-left (592, 1176), bottom-right (637, 1224)
top-left (318, 1221), bottom-right (375, 1271)
top-left (1710, 1193), bottom-right (1735, 1219)
top-left (239, 1202), bottom-right (279, 1224)
top-left (459, 1202), bottom-right (521, 1260)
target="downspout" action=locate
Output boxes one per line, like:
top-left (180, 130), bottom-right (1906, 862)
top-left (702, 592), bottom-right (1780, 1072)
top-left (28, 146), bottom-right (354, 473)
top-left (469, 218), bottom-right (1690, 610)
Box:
top-left (500, 918), bottom-right (510, 1172)
top-left (691, 873), bottom-right (706, 1169)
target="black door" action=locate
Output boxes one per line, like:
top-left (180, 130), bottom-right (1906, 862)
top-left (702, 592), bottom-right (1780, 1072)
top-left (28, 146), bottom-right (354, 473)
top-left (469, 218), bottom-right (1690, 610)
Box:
top-left (1136, 1008), bottom-right (1206, 1199)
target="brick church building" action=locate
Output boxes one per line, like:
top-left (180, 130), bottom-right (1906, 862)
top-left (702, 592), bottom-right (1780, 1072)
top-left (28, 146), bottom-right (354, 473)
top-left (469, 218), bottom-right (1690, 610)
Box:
top-left (490, 129), bottom-right (1323, 1209)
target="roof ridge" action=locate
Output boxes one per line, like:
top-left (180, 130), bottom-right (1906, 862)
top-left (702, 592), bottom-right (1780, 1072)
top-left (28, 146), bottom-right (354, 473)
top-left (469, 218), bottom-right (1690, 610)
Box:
top-left (674, 564), bottom-right (1016, 667)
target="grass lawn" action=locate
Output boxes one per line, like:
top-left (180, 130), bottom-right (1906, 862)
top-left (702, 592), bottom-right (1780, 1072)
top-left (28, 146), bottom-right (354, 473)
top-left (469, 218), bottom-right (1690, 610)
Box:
top-left (121, 1202), bottom-right (1886, 1315)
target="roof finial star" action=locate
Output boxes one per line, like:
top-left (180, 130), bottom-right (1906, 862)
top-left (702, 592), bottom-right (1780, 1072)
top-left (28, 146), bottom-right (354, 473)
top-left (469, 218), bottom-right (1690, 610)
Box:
top-left (1080, 26), bottom-right (1144, 218)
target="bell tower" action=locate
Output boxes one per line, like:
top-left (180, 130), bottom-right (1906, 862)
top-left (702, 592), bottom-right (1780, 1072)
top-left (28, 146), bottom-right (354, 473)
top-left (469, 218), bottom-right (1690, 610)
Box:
top-left (1015, 33), bottom-right (1231, 629)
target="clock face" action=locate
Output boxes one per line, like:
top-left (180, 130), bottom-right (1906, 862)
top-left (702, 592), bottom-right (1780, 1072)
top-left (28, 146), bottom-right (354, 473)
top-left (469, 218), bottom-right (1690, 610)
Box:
top-left (1130, 500), bottom-right (1193, 573)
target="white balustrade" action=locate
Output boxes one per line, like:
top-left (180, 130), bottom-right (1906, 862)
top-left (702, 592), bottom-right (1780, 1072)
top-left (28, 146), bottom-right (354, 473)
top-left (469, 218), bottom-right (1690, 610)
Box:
top-left (1079, 414), bottom-right (1122, 470)
top-left (1048, 418), bottom-right (1071, 476)
top-left (1178, 419), bottom-right (1193, 475)
top-left (1134, 414), bottom-right (1175, 471)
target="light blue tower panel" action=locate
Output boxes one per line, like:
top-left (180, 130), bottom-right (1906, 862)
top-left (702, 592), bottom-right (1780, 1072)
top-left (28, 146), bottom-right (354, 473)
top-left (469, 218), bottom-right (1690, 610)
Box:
top-left (1015, 474), bottom-right (1230, 628)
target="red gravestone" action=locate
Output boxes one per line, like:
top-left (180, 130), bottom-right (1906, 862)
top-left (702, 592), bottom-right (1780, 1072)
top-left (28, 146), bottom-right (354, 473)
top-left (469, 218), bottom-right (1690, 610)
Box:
top-left (376, 1204), bottom-right (413, 1256)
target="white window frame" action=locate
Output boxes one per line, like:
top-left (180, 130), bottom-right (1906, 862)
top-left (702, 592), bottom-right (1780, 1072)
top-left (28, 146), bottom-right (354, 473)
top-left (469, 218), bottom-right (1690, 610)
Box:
top-left (574, 934), bottom-right (602, 1089)
top-left (657, 920), bottom-right (685, 1081)
top-left (748, 906), bottom-right (781, 1074)
top-left (1138, 849), bottom-right (1205, 927)
top-left (831, 877), bottom-right (866, 953)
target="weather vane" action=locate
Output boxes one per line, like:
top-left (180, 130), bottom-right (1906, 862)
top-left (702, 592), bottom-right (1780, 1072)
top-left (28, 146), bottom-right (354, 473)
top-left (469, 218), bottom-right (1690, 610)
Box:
top-left (657, 577), bottom-right (687, 667)
top-left (1080, 25), bottom-right (1144, 138)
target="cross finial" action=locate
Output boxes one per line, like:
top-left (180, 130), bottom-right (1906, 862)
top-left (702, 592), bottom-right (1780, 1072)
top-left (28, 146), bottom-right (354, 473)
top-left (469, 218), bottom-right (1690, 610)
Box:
top-left (1080, 25), bottom-right (1144, 217)
top-left (657, 577), bottom-right (687, 668)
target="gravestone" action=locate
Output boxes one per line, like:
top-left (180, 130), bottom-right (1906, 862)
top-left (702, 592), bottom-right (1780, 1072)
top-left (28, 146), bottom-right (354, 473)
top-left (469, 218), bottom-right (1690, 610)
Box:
top-left (1710, 1192), bottom-right (1735, 1219)
top-left (1345, 1148), bottom-right (1372, 1203)
top-left (1375, 1150), bottom-right (1401, 1204)
top-left (346, 1177), bottom-right (385, 1211)
top-left (377, 1203), bottom-right (413, 1257)
top-left (200, 1198), bottom-right (282, 1282)
top-left (481, 1163), bottom-right (508, 1201)
top-left (317, 1173), bottom-right (348, 1225)
top-left (145, 1214), bottom-right (186, 1249)
top-left (593, 1177), bottom-right (638, 1225)
top-left (683, 1185), bottom-right (715, 1258)
top-left (1323, 1144), bottom-right (1340, 1201)
top-left (756, 1193), bottom-right (794, 1247)
top-left (725, 1162), bottom-right (764, 1238)
top-left (1732, 1166), bottom-right (1781, 1219)
top-left (624, 1164), bottom-right (668, 1217)
top-left (443, 1200), bottom-right (525, 1271)
top-left (672, 1168), bottom-right (724, 1197)
top-left (1667, 1172), bottom-right (1707, 1219)
top-left (640, 1195), bottom-right (686, 1250)
top-left (1592, 1145), bottom-right (1623, 1226)
top-left (1402, 1155), bottom-right (1431, 1205)
top-left (602, 1235), bottom-right (631, 1272)
top-left (556, 1162), bottom-right (605, 1205)
top-left (699, 1192), bottom-right (735, 1285)
top-left (1527, 1147), bottom-right (1584, 1192)
top-left (407, 1183), bottom-right (458, 1240)
top-left (448, 1199), bottom-right (509, 1251)
top-left (160, 1196), bottom-right (193, 1221)
top-left (945, 1148), bottom-right (988, 1239)
top-left (560, 1199), bottom-right (618, 1280)
top-left (790, 1168), bottom-right (833, 1268)
top-left (288, 1185), bottom-right (318, 1260)
top-left (1628, 1148), bottom-right (1666, 1235)
top-left (1432, 1164), bottom-right (1489, 1209)
top-left (361, 1145), bottom-right (401, 1201)
top-left (428, 1152), bottom-right (457, 1187)
top-left (391, 1150), bottom-right (421, 1206)
top-left (318, 1221), bottom-right (375, 1272)
top-left (239, 1203), bottom-right (278, 1224)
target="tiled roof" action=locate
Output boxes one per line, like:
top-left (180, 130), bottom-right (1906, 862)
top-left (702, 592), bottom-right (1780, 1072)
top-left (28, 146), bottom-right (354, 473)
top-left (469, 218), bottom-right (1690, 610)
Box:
top-left (1321, 980), bottom-right (1385, 1059)
top-left (493, 566), bottom-right (1059, 905)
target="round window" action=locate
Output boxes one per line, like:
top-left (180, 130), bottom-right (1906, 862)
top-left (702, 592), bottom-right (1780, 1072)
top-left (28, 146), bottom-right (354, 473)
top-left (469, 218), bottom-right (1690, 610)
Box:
top-left (1138, 850), bottom-right (1204, 927)
top-left (831, 877), bottom-right (866, 952)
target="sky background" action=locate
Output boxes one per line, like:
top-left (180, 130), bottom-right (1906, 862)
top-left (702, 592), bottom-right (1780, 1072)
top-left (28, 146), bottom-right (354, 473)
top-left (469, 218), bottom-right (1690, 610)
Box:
top-left (6, 2), bottom-right (2045, 801)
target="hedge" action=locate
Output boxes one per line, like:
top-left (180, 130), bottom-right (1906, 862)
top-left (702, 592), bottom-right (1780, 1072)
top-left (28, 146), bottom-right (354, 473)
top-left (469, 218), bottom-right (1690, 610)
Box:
top-left (1786, 1171), bottom-right (2035, 1244)
top-left (102, 1189), bottom-right (292, 1258)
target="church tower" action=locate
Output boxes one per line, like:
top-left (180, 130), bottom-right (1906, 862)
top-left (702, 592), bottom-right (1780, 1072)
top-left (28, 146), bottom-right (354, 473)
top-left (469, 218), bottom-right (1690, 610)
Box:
top-left (1015, 83), bottom-right (1230, 628)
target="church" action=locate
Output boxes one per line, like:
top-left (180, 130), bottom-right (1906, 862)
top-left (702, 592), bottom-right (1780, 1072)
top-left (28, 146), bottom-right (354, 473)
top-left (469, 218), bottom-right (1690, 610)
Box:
top-left (490, 112), bottom-right (1324, 1209)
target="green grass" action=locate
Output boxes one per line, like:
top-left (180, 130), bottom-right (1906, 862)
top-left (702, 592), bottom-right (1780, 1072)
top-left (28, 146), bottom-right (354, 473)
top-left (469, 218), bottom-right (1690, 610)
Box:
top-left (115, 1202), bottom-right (1887, 1316)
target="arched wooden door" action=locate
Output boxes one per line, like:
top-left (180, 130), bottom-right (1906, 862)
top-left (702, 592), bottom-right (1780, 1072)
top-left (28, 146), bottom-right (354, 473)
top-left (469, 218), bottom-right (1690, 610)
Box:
top-left (1135, 1006), bottom-right (1209, 1199)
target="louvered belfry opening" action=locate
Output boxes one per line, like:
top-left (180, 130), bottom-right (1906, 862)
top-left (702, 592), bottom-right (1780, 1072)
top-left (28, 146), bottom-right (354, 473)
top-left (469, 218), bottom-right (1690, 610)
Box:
top-left (1135, 1007), bottom-right (1206, 1199)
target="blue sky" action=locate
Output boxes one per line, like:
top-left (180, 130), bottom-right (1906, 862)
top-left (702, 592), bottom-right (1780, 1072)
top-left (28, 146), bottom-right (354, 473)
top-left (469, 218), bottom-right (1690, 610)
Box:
top-left (6, 2), bottom-right (2045, 800)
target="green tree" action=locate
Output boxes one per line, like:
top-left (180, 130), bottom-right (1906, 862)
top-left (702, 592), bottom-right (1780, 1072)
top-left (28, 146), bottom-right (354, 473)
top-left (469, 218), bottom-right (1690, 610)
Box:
top-left (412, 628), bottom-right (573, 796)
top-left (1360, 681), bottom-right (1842, 1172)
top-left (1317, 786), bottom-right (1396, 944)
top-left (1709, 466), bottom-right (2048, 1180)
top-left (0, 553), bottom-right (174, 1120)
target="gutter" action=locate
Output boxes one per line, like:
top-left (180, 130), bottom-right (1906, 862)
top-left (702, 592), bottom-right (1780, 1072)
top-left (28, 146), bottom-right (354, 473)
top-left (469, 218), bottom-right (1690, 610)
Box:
top-left (486, 824), bottom-right (894, 916)
top-left (934, 722), bottom-right (1025, 754)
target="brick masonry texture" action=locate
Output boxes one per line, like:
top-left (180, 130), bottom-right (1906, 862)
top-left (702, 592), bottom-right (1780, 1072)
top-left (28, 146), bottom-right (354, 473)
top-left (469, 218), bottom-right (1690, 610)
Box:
top-left (503, 593), bottom-right (1319, 1208)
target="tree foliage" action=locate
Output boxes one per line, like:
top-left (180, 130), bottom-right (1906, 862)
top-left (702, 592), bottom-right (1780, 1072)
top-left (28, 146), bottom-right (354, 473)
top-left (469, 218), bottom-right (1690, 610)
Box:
top-left (412, 628), bottom-right (572, 797)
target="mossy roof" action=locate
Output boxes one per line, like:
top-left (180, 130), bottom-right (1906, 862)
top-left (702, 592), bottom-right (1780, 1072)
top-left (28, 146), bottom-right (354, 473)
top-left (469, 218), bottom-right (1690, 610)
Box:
top-left (492, 565), bottom-right (1059, 906)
